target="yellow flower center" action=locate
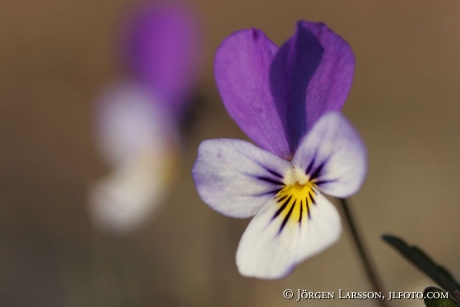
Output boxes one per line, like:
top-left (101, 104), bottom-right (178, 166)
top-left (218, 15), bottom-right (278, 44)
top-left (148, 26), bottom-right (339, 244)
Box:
top-left (272, 167), bottom-right (318, 232)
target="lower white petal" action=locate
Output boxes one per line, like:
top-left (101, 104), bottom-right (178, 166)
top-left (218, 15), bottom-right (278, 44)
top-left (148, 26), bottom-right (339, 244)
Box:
top-left (89, 147), bottom-right (176, 233)
top-left (236, 189), bottom-right (341, 279)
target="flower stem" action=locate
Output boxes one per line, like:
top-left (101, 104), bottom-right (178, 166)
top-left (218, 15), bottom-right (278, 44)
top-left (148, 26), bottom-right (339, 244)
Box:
top-left (339, 198), bottom-right (388, 307)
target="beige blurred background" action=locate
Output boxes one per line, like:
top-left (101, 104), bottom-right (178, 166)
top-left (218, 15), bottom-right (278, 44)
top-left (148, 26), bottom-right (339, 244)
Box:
top-left (1, 0), bottom-right (460, 306)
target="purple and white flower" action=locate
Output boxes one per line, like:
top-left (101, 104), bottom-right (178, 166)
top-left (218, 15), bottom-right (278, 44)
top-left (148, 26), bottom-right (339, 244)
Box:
top-left (193, 21), bottom-right (367, 279)
top-left (90, 2), bottom-right (200, 233)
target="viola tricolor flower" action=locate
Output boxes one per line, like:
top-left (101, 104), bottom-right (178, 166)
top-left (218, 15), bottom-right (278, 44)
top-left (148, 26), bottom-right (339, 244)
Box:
top-left (193, 21), bottom-right (367, 279)
top-left (89, 2), bottom-right (200, 233)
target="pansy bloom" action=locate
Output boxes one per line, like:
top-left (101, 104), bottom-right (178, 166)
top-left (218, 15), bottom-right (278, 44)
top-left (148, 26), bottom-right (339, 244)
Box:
top-left (90, 1), bottom-right (201, 233)
top-left (193, 22), bottom-right (367, 279)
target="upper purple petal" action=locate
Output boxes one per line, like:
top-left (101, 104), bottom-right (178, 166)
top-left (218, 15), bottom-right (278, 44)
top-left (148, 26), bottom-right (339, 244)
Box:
top-left (300, 21), bottom-right (355, 131)
top-left (269, 22), bottom-right (324, 154)
top-left (214, 29), bottom-right (291, 159)
top-left (121, 2), bottom-right (201, 116)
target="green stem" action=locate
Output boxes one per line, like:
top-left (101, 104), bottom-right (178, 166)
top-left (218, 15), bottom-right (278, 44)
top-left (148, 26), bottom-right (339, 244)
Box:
top-left (339, 198), bottom-right (388, 307)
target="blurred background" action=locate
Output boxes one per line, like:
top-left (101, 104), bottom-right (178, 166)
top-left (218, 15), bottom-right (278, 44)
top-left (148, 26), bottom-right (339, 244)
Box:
top-left (1, 0), bottom-right (460, 306)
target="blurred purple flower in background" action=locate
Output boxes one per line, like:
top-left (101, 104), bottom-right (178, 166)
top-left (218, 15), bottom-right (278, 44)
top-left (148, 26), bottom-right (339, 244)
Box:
top-left (193, 22), bottom-right (367, 279)
top-left (121, 1), bottom-right (201, 118)
top-left (89, 1), bottom-right (201, 233)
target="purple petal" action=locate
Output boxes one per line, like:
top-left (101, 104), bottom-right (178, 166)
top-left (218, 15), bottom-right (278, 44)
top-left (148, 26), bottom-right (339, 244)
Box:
top-left (269, 22), bottom-right (324, 154)
top-left (291, 112), bottom-right (367, 198)
top-left (214, 30), bottom-right (291, 159)
top-left (192, 139), bottom-right (292, 218)
top-left (121, 2), bottom-right (201, 116)
top-left (301, 22), bottom-right (355, 131)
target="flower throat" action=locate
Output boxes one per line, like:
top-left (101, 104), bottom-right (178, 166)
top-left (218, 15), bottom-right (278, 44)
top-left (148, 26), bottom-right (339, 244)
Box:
top-left (272, 167), bottom-right (318, 233)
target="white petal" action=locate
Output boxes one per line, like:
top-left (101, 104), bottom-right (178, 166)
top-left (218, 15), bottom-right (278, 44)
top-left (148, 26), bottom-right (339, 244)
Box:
top-left (94, 80), bottom-right (176, 166)
top-left (236, 192), bottom-right (341, 279)
top-left (89, 147), bottom-right (176, 233)
top-left (292, 112), bottom-right (367, 198)
top-left (192, 139), bottom-right (292, 218)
